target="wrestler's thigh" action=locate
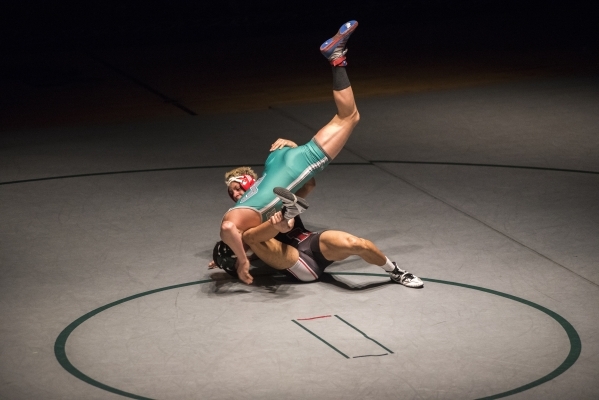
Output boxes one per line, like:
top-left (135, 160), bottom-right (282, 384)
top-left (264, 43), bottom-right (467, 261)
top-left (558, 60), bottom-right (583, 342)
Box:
top-left (318, 230), bottom-right (360, 261)
top-left (251, 239), bottom-right (299, 270)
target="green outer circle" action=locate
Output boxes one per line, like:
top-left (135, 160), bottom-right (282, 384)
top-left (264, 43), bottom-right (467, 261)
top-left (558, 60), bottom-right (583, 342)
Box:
top-left (54, 275), bottom-right (581, 400)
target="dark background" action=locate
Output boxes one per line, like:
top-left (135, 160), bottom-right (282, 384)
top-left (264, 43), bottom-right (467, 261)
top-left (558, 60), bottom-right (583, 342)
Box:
top-left (1, 0), bottom-right (597, 132)
top-left (3, 1), bottom-right (597, 56)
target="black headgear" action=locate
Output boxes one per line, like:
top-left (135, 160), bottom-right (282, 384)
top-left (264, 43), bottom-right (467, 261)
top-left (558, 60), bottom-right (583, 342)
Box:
top-left (212, 241), bottom-right (238, 277)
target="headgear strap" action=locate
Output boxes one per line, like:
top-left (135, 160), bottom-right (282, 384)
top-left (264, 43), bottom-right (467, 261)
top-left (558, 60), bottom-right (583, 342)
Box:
top-left (226, 175), bottom-right (256, 201)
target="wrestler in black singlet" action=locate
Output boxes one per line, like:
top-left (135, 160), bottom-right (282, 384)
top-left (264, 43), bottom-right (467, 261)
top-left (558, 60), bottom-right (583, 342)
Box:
top-left (273, 216), bottom-right (333, 281)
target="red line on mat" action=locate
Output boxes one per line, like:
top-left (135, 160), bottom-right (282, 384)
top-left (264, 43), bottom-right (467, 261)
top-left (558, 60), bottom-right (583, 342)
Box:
top-left (296, 315), bottom-right (332, 321)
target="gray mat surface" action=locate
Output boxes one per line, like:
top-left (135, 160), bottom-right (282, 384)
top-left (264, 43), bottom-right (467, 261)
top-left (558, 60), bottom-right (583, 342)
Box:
top-left (1, 76), bottom-right (598, 399)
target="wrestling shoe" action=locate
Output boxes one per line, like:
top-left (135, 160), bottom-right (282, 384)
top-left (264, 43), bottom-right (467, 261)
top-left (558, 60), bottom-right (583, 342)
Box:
top-left (273, 187), bottom-right (309, 219)
top-left (320, 20), bottom-right (358, 66)
top-left (389, 262), bottom-right (424, 288)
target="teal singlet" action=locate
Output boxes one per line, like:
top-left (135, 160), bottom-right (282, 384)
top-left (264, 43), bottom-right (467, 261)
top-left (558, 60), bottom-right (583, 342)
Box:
top-left (229, 139), bottom-right (331, 222)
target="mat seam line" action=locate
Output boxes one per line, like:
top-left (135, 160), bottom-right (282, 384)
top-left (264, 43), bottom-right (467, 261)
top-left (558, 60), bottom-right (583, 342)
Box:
top-left (373, 161), bottom-right (599, 289)
top-left (88, 53), bottom-right (197, 116)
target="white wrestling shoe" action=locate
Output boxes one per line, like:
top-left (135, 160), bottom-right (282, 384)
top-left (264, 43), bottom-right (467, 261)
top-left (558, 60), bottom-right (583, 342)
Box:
top-left (389, 262), bottom-right (424, 288)
top-left (273, 187), bottom-right (309, 219)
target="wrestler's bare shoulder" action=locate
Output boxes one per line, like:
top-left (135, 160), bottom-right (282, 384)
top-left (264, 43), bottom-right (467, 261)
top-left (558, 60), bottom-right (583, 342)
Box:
top-left (222, 207), bottom-right (262, 231)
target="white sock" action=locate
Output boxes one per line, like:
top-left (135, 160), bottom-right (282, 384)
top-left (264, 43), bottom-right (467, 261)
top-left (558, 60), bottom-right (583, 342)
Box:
top-left (381, 257), bottom-right (398, 272)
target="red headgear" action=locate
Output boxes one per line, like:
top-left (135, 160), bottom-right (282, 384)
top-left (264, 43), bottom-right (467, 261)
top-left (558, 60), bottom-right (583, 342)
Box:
top-left (226, 175), bottom-right (256, 201)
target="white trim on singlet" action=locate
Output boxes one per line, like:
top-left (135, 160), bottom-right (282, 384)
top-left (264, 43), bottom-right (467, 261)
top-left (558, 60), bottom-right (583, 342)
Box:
top-left (287, 258), bottom-right (318, 282)
top-left (221, 206), bottom-right (261, 225)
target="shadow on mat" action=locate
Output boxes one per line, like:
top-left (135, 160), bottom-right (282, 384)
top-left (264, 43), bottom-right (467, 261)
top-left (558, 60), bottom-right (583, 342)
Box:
top-left (319, 272), bottom-right (390, 292)
top-left (203, 263), bottom-right (390, 298)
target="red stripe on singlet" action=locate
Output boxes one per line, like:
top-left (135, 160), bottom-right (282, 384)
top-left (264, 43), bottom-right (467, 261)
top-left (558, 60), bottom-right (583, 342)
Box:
top-left (287, 268), bottom-right (299, 280)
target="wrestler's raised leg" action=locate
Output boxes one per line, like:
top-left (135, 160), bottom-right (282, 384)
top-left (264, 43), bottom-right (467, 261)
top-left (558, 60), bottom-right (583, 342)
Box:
top-left (314, 21), bottom-right (360, 160)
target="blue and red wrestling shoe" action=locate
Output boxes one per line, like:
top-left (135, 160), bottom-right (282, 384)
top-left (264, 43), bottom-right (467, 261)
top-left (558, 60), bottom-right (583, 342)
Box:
top-left (320, 20), bottom-right (358, 67)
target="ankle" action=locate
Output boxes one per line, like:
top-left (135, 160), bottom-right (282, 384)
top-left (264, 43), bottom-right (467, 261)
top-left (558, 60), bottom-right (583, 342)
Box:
top-left (332, 66), bottom-right (351, 91)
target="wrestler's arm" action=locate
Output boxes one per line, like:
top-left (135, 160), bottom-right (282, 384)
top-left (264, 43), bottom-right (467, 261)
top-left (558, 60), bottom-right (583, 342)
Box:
top-left (242, 213), bottom-right (298, 271)
top-left (270, 138), bottom-right (298, 151)
top-left (220, 209), bottom-right (261, 285)
top-left (220, 221), bottom-right (253, 284)
top-left (243, 212), bottom-right (294, 245)
top-left (295, 177), bottom-right (316, 198)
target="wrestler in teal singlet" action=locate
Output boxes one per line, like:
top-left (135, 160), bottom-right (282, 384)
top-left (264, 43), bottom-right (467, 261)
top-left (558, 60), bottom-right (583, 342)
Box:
top-left (229, 139), bottom-right (330, 222)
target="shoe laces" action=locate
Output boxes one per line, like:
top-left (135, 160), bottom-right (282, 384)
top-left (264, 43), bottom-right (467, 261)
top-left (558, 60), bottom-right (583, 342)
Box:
top-left (330, 47), bottom-right (348, 61)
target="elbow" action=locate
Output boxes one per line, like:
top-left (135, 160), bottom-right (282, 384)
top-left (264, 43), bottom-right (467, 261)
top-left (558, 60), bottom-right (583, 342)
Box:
top-left (296, 178), bottom-right (316, 198)
top-left (241, 230), bottom-right (255, 245)
top-left (304, 179), bottom-right (316, 196)
top-left (220, 220), bottom-right (237, 239)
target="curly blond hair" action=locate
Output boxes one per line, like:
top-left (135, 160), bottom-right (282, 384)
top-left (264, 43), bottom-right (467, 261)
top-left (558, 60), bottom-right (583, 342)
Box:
top-left (224, 166), bottom-right (258, 185)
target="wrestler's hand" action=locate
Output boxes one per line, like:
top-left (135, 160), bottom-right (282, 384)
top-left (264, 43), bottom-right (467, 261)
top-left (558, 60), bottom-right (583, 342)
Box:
top-left (208, 260), bottom-right (218, 269)
top-left (236, 258), bottom-right (253, 285)
top-left (269, 211), bottom-right (294, 233)
top-left (270, 138), bottom-right (298, 151)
